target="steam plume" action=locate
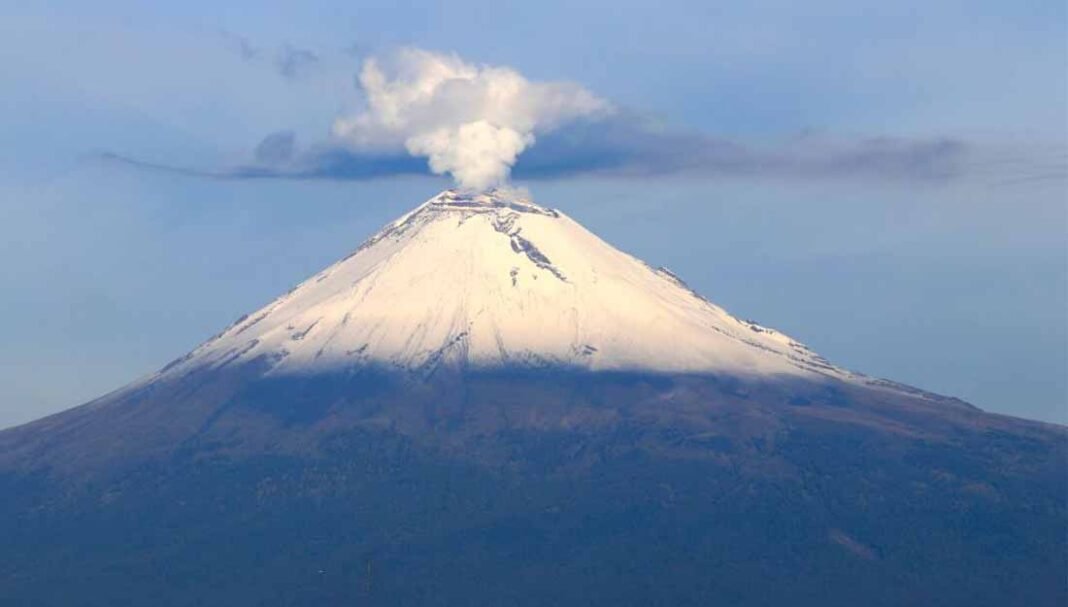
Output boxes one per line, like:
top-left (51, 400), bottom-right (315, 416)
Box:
top-left (332, 48), bottom-right (610, 190)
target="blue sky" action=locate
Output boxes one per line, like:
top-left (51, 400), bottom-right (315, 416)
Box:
top-left (1, 0), bottom-right (1065, 427)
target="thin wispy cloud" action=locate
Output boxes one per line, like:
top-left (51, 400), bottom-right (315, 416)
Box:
top-left (274, 45), bottom-right (319, 79)
top-left (220, 32), bottom-right (320, 80)
top-left (220, 31), bottom-right (259, 62)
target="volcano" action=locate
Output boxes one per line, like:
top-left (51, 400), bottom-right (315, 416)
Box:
top-left (1, 189), bottom-right (1064, 606)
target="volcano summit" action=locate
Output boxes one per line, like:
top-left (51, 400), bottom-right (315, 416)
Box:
top-left (1, 190), bottom-right (1064, 606)
top-left (173, 188), bottom-right (850, 378)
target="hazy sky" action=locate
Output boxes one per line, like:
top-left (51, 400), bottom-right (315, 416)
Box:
top-left (1, 0), bottom-right (1065, 427)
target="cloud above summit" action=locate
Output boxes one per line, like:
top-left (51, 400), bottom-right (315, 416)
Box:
top-left (96, 45), bottom-right (1065, 190)
top-left (331, 48), bottom-right (610, 190)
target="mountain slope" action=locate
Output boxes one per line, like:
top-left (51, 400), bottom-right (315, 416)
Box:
top-left (166, 189), bottom-right (848, 379)
top-left (0, 189), bottom-right (1064, 607)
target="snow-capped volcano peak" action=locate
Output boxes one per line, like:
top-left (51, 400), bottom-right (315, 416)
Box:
top-left (161, 189), bottom-right (848, 381)
top-left (425, 188), bottom-right (555, 214)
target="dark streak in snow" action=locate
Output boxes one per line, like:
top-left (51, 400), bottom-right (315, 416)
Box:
top-left (510, 232), bottom-right (568, 283)
top-left (291, 320), bottom-right (320, 341)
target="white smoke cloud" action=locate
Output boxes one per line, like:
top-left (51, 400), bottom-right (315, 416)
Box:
top-left (332, 48), bottom-right (610, 190)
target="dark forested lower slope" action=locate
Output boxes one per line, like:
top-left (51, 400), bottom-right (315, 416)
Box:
top-left (0, 370), bottom-right (1063, 607)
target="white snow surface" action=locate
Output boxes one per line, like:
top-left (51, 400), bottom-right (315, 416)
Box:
top-left (162, 189), bottom-right (852, 381)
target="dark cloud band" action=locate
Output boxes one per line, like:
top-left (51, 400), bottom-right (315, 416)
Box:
top-left (100, 115), bottom-right (1064, 187)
